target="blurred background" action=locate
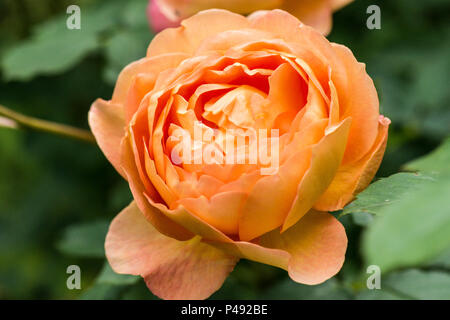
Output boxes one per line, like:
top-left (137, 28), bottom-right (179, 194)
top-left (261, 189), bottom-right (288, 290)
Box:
top-left (0, 0), bottom-right (449, 299)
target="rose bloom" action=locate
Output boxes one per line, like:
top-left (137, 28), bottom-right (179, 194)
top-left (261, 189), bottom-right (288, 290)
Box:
top-left (147, 0), bottom-right (354, 34)
top-left (89, 9), bottom-right (390, 299)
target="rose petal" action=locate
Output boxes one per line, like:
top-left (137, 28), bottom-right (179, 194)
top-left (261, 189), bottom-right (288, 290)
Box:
top-left (314, 115), bottom-right (390, 211)
top-left (259, 210), bottom-right (347, 285)
top-left (112, 53), bottom-right (189, 108)
top-left (331, 43), bottom-right (379, 163)
top-left (122, 136), bottom-right (193, 240)
top-left (178, 191), bottom-right (246, 235)
top-left (282, 117), bottom-right (352, 232)
top-left (281, 0), bottom-right (332, 35)
top-left (157, 0), bottom-right (282, 20)
top-left (212, 210), bottom-right (347, 285)
top-left (147, 9), bottom-right (249, 57)
top-left (88, 99), bottom-right (126, 178)
top-left (238, 148), bottom-right (312, 241)
top-left (105, 201), bottom-right (238, 299)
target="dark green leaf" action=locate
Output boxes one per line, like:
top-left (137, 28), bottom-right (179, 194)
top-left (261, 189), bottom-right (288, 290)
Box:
top-left (57, 220), bottom-right (109, 258)
top-left (357, 269), bottom-right (450, 300)
top-left (96, 262), bottom-right (138, 286)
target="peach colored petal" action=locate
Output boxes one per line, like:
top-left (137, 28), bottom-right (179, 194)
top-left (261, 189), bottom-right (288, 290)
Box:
top-left (157, 0), bottom-right (282, 19)
top-left (282, 117), bottom-right (352, 232)
top-left (331, 43), bottom-right (379, 163)
top-left (147, 9), bottom-right (249, 57)
top-left (88, 99), bottom-right (126, 178)
top-left (282, 0), bottom-right (333, 35)
top-left (332, 0), bottom-right (354, 11)
top-left (111, 53), bottom-right (189, 108)
top-left (105, 201), bottom-right (238, 299)
top-left (248, 10), bottom-right (345, 96)
top-left (211, 210), bottom-right (347, 284)
top-left (210, 240), bottom-right (290, 270)
top-left (259, 210), bottom-right (347, 285)
top-left (314, 116), bottom-right (390, 211)
top-left (121, 136), bottom-right (193, 241)
top-left (178, 191), bottom-right (246, 235)
top-left (266, 63), bottom-right (308, 128)
top-left (238, 148), bottom-right (312, 241)
top-left (148, 196), bottom-right (236, 243)
top-left (196, 29), bottom-right (277, 54)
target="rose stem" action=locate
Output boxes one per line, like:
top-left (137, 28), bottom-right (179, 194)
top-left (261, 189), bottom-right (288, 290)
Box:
top-left (0, 104), bottom-right (96, 144)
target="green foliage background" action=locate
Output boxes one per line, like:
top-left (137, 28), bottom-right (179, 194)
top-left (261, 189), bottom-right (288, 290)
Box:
top-left (0, 0), bottom-right (449, 299)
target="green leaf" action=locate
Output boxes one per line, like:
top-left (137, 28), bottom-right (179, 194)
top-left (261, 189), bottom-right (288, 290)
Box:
top-left (80, 283), bottom-right (124, 300)
top-left (57, 220), bottom-right (109, 258)
top-left (2, 31), bottom-right (98, 81)
top-left (80, 262), bottom-right (139, 300)
top-left (362, 177), bottom-right (450, 272)
top-left (261, 278), bottom-right (353, 300)
top-left (122, 0), bottom-right (151, 28)
top-left (341, 172), bottom-right (435, 220)
top-left (404, 137), bottom-right (450, 174)
top-left (96, 262), bottom-right (138, 286)
top-left (357, 269), bottom-right (450, 300)
top-left (1, 1), bottom-right (125, 81)
top-left (427, 248), bottom-right (450, 270)
top-left (103, 28), bottom-right (153, 85)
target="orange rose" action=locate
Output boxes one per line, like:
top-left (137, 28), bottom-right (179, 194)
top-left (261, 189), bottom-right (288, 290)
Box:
top-left (148, 0), bottom-right (354, 34)
top-left (89, 9), bottom-right (389, 299)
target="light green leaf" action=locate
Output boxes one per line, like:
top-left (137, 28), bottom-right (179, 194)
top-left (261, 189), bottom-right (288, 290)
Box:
top-left (103, 28), bottom-right (153, 85)
top-left (1, 1), bottom-right (125, 81)
top-left (357, 269), bottom-right (450, 300)
top-left (2, 31), bottom-right (98, 81)
top-left (427, 248), bottom-right (450, 269)
top-left (57, 220), bottom-right (109, 258)
top-left (122, 0), bottom-right (151, 28)
top-left (404, 137), bottom-right (450, 174)
top-left (363, 177), bottom-right (450, 272)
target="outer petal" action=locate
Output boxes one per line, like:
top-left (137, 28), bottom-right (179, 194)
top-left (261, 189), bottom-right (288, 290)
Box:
top-left (121, 136), bottom-right (194, 241)
top-left (147, 9), bottom-right (249, 57)
top-left (332, 0), bottom-right (354, 11)
top-left (157, 0), bottom-right (282, 19)
top-left (238, 148), bottom-right (312, 241)
top-left (212, 210), bottom-right (347, 285)
top-left (111, 53), bottom-right (189, 109)
top-left (106, 202), bottom-right (238, 300)
top-left (259, 210), bottom-right (347, 285)
top-left (282, 0), bottom-right (332, 35)
top-left (88, 99), bottom-right (126, 178)
top-left (282, 117), bottom-right (352, 232)
top-left (314, 116), bottom-right (390, 211)
top-left (331, 43), bottom-right (379, 163)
